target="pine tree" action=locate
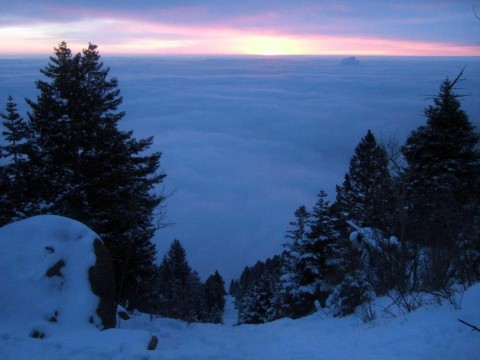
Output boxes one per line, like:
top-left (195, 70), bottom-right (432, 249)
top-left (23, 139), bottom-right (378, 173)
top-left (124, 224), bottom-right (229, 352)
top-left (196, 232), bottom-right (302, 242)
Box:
top-left (25, 42), bottom-right (81, 210)
top-left (280, 195), bottom-right (343, 318)
top-left (157, 239), bottom-right (192, 320)
top-left (229, 279), bottom-right (239, 296)
top-left (186, 271), bottom-right (206, 323)
top-left (310, 191), bottom-right (346, 301)
top-left (335, 130), bottom-right (393, 235)
top-left (234, 266), bottom-right (252, 310)
top-left (156, 239), bottom-right (209, 322)
top-left (237, 274), bottom-right (273, 324)
top-left (327, 268), bottom-right (374, 317)
top-left (204, 270), bottom-right (226, 323)
top-left (24, 42), bottom-right (166, 305)
top-left (279, 205), bottom-right (312, 318)
top-left (236, 261), bottom-right (264, 323)
top-left (401, 73), bottom-right (480, 288)
top-left (0, 96), bottom-right (31, 221)
top-left (402, 73), bottom-right (480, 244)
top-left (236, 259), bottom-right (282, 324)
top-left (1, 96), bottom-right (29, 172)
top-left (298, 191), bottom-right (337, 306)
top-left (263, 255), bottom-right (284, 321)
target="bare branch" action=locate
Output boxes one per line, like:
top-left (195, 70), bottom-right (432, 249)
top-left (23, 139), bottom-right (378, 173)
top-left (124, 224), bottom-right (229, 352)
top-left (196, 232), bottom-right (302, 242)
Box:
top-left (458, 319), bottom-right (480, 332)
top-left (383, 137), bottom-right (406, 177)
top-left (474, 4), bottom-right (480, 21)
top-left (449, 66), bottom-right (466, 90)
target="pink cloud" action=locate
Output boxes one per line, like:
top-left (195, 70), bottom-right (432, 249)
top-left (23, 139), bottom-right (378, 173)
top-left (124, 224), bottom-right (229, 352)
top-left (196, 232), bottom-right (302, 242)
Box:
top-left (297, 34), bottom-right (480, 56)
top-left (0, 15), bottom-right (478, 56)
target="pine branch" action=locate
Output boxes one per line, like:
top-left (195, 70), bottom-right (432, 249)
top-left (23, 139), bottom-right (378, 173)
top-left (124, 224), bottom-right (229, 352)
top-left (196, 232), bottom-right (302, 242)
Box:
top-left (457, 319), bottom-right (480, 332)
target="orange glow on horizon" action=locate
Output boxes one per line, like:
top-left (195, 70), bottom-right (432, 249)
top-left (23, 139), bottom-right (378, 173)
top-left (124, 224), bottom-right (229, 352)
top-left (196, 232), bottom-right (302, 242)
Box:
top-left (236, 36), bottom-right (307, 56)
top-left (0, 18), bottom-right (478, 57)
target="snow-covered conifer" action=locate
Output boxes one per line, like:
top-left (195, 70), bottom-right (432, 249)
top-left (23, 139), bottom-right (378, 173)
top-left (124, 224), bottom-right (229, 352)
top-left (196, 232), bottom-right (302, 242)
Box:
top-left (335, 130), bottom-right (393, 235)
top-left (0, 96), bottom-right (31, 222)
top-left (402, 72), bottom-right (480, 288)
top-left (23, 42), bottom-right (166, 306)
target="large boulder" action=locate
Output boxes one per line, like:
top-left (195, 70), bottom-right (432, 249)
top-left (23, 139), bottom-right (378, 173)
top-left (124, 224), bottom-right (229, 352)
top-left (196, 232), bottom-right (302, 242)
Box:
top-left (89, 238), bottom-right (117, 329)
top-left (0, 215), bottom-right (116, 337)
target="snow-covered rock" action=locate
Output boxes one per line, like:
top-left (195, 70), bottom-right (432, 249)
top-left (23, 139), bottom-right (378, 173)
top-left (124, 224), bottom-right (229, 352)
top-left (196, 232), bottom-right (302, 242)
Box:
top-left (0, 215), bottom-right (116, 338)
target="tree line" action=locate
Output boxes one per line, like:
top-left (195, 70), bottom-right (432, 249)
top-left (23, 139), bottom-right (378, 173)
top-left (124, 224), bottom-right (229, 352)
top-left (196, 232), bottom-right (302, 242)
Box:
top-left (149, 239), bottom-right (226, 323)
top-left (231, 73), bottom-right (480, 323)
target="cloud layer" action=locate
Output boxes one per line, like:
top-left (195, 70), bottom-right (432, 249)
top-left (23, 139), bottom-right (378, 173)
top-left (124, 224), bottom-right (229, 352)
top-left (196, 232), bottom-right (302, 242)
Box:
top-left (0, 55), bottom-right (479, 281)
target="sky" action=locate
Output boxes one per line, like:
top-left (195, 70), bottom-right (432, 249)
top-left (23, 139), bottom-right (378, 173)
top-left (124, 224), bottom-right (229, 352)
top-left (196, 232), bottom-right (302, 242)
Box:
top-left (0, 0), bottom-right (479, 56)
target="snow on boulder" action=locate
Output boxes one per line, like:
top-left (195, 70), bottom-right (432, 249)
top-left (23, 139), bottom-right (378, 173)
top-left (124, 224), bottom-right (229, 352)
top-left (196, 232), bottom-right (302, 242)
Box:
top-left (0, 215), bottom-right (116, 338)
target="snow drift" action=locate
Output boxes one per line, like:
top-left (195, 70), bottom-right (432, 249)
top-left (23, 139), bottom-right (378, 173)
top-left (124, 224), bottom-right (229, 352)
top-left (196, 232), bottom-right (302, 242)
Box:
top-left (0, 215), bottom-right (116, 337)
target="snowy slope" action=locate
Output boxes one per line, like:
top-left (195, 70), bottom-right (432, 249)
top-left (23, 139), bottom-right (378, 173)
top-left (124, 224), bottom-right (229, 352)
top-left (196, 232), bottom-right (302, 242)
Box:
top-left (1, 285), bottom-right (479, 359)
top-left (222, 296), bottom-right (238, 326)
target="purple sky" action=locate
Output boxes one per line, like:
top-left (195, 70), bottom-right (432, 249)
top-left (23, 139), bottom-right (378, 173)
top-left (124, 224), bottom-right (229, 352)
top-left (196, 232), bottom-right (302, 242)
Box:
top-left (1, 1), bottom-right (479, 55)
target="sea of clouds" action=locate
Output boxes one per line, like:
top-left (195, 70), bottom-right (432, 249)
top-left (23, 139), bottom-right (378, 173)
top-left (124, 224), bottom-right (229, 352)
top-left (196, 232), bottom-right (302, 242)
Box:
top-left (1, 56), bottom-right (479, 282)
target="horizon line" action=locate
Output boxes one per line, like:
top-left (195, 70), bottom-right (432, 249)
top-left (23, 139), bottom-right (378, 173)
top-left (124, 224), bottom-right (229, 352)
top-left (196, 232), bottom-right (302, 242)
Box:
top-left (1, 53), bottom-right (479, 59)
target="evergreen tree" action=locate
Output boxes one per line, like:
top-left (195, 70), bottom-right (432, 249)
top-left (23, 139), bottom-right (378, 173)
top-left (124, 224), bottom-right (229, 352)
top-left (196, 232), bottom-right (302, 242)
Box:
top-left (25, 42), bottom-right (81, 211)
top-left (204, 270), bottom-right (226, 323)
top-left (237, 273), bottom-right (273, 324)
top-left (310, 192), bottom-right (347, 298)
top-left (235, 262), bottom-right (260, 323)
top-left (286, 205), bottom-right (310, 244)
top-left (157, 239), bottom-right (192, 320)
top-left (280, 193), bottom-right (344, 318)
top-left (234, 265), bottom-right (253, 313)
top-left (236, 258), bottom-right (283, 324)
top-left (299, 191), bottom-right (338, 307)
top-left (327, 268), bottom-right (374, 317)
top-left (335, 130), bottom-right (393, 234)
top-left (24, 42), bottom-right (166, 306)
top-left (1, 96), bottom-right (29, 172)
top-left (279, 205), bottom-right (311, 318)
top-left (156, 239), bottom-right (211, 323)
top-left (401, 73), bottom-right (480, 288)
top-left (229, 279), bottom-right (239, 296)
top-left (186, 271), bottom-right (206, 323)
top-left (262, 255), bottom-right (284, 321)
top-left (0, 96), bottom-right (30, 221)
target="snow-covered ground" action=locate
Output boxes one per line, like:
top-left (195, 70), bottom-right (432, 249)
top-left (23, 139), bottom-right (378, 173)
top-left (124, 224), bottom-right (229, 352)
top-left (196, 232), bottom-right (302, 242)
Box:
top-left (0, 210), bottom-right (478, 359)
top-left (1, 288), bottom-right (479, 359)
